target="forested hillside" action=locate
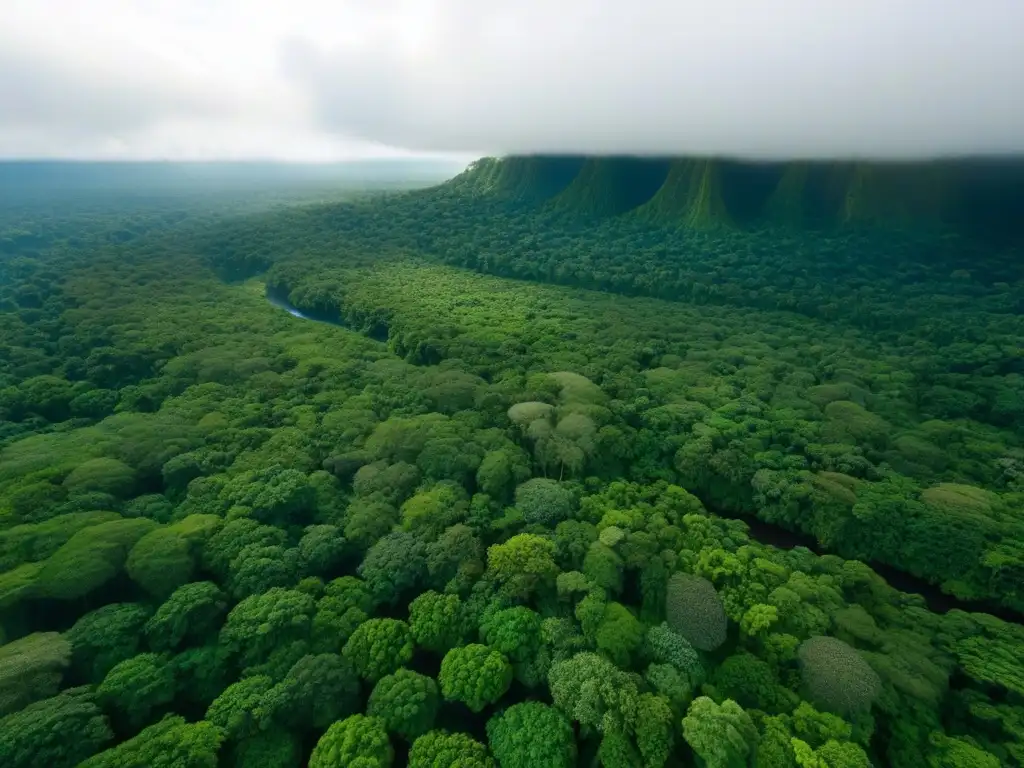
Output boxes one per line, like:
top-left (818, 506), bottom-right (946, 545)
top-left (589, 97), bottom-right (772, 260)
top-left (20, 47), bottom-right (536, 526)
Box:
top-left (0, 157), bottom-right (1022, 767)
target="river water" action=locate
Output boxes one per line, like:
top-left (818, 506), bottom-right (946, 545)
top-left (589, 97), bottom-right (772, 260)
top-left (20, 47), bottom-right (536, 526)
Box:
top-left (266, 289), bottom-right (318, 320)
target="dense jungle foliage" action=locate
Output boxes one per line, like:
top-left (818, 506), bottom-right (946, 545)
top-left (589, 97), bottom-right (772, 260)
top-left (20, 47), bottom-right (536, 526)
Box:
top-left (0, 157), bottom-right (1022, 768)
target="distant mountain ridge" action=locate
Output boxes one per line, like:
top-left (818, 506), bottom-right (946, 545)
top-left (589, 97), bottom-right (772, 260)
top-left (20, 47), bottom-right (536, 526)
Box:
top-left (440, 154), bottom-right (1024, 243)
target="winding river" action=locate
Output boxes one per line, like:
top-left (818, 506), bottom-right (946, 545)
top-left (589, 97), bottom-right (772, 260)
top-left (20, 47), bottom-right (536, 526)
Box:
top-left (267, 288), bottom-right (1020, 623)
top-left (267, 290), bottom-right (320, 321)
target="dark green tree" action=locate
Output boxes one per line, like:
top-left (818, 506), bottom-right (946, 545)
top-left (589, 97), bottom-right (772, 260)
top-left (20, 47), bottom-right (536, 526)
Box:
top-left (634, 692), bottom-right (675, 768)
top-left (367, 668), bottom-right (440, 740)
top-left (202, 519), bottom-right (285, 581)
top-left (96, 653), bottom-right (176, 729)
top-left (665, 573), bottom-right (728, 651)
top-left (409, 730), bottom-right (495, 768)
top-left (514, 478), bottom-right (575, 525)
top-left (595, 602), bottom-right (644, 668)
top-left (408, 591), bottom-right (472, 654)
top-left (583, 541), bottom-right (624, 594)
top-left (400, 483), bottom-right (468, 536)
top-left (204, 675), bottom-right (274, 741)
top-left (68, 603), bottom-right (151, 683)
top-left (261, 653), bottom-right (361, 730)
top-left (925, 732), bottom-right (1001, 768)
top-left (308, 714), bottom-right (392, 768)
top-left (682, 696), bottom-right (759, 768)
top-left (219, 588), bottom-right (315, 669)
top-left (548, 652), bottom-right (638, 736)
top-left (710, 653), bottom-right (798, 715)
top-left (145, 582), bottom-right (228, 652)
top-left (78, 715), bottom-right (224, 768)
top-left (125, 528), bottom-right (196, 598)
top-left (34, 518), bottom-right (157, 600)
top-left (344, 499), bottom-right (400, 551)
top-left (0, 632), bottom-right (71, 715)
top-left (439, 644), bottom-right (512, 712)
top-left (479, 605), bottom-right (545, 685)
top-left (485, 533), bottom-right (558, 599)
top-left (226, 544), bottom-right (300, 600)
top-left (297, 524), bottom-right (347, 575)
top-left (358, 531), bottom-right (428, 605)
top-left (343, 618), bottom-right (414, 682)
top-left (644, 663), bottom-right (694, 716)
top-left (63, 458), bottom-right (136, 498)
top-left (486, 702), bottom-right (576, 768)
top-left (231, 728), bottom-right (302, 768)
top-left (311, 577), bottom-right (375, 653)
top-left (170, 645), bottom-right (231, 709)
top-left (553, 520), bottom-right (598, 572)
top-left (219, 466), bottom-right (314, 527)
top-left (125, 515), bottom-right (221, 598)
top-left (0, 687), bottom-right (112, 768)
top-left (645, 622), bottom-right (703, 683)
top-left (426, 523), bottom-right (484, 589)
top-left (476, 448), bottom-right (531, 501)
top-left (798, 636), bottom-right (881, 717)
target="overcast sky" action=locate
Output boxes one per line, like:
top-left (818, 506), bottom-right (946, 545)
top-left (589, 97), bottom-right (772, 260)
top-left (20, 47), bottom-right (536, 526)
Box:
top-left (2, 1), bottom-right (1023, 161)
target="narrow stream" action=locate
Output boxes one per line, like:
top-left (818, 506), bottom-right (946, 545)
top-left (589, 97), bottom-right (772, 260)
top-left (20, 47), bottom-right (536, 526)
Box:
top-left (730, 510), bottom-right (1020, 621)
top-left (267, 288), bottom-right (1021, 624)
top-left (266, 288), bottom-right (324, 321)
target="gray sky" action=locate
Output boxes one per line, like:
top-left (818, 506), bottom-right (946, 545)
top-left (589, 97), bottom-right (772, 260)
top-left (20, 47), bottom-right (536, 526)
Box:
top-left (2, 0), bottom-right (1023, 160)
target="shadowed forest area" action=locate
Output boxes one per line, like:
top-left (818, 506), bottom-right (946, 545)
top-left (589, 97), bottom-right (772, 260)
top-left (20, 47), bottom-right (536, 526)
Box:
top-left (1, 156), bottom-right (1023, 768)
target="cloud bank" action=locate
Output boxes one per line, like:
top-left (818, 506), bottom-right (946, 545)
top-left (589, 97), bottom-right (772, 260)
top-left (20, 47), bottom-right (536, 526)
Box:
top-left (2, 1), bottom-right (1023, 160)
top-left (285, 1), bottom-right (1024, 159)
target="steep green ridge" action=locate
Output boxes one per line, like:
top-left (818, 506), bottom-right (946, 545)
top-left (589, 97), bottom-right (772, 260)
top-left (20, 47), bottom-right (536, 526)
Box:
top-left (492, 155), bottom-right (586, 202)
top-left (450, 154), bottom-right (1024, 240)
top-left (550, 156), bottom-right (671, 218)
top-left (956, 161), bottom-right (1024, 244)
top-left (441, 157), bottom-right (503, 198)
top-left (441, 155), bottom-right (584, 203)
top-left (760, 162), bottom-right (880, 229)
top-left (761, 163), bottom-right (814, 227)
top-left (634, 159), bottom-right (732, 228)
top-left (839, 163), bottom-right (954, 228)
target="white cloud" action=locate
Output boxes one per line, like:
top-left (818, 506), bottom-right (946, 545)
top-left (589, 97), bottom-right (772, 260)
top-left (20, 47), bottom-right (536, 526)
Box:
top-left (285, 0), bottom-right (1024, 159)
top-left (2, 0), bottom-right (1023, 160)
top-left (0, 0), bottom-right (454, 160)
